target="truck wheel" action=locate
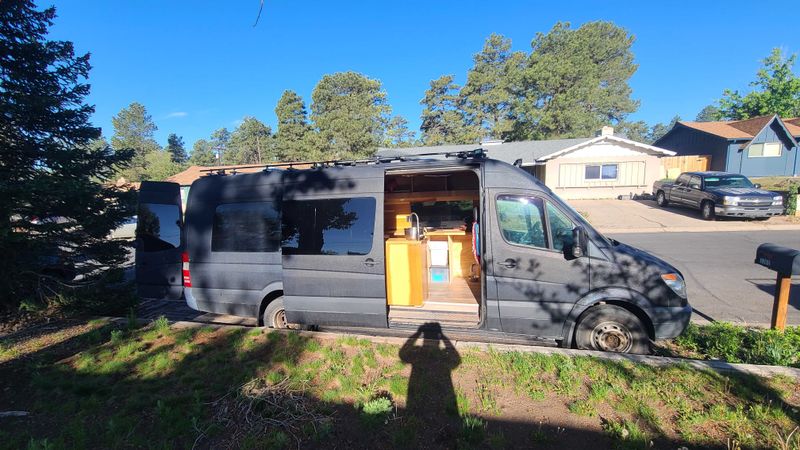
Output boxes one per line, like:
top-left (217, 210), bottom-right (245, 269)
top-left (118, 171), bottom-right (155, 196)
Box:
top-left (575, 305), bottom-right (649, 354)
top-left (656, 191), bottom-right (668, 207)
top-left (701, 201), bottom-right (716, 221)
top-left (262, 297), bottom-right (288, 329)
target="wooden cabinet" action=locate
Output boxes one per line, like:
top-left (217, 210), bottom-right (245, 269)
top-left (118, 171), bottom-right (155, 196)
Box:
top-left (385, 238), bottom-right (428, 306)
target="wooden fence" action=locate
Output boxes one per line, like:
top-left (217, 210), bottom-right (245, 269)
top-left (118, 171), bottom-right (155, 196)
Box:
top-left (660, 155), bottom-right (711, 179)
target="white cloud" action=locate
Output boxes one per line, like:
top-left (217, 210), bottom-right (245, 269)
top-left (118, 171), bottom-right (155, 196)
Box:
top-left (164, 111), bottom-right (188, 119)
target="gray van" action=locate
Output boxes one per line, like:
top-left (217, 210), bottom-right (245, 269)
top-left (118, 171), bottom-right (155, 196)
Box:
top-left (135, 152), bottom-right (691, 354)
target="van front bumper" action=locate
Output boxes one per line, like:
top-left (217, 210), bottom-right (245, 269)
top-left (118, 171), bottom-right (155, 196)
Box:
top-left (715, 205), bottom-right (784, 218)
top-left (650, 304), bottom-right (692, 340)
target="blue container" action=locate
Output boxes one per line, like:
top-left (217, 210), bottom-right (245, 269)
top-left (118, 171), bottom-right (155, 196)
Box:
top-left (430, 267), bottom-right (449, 283)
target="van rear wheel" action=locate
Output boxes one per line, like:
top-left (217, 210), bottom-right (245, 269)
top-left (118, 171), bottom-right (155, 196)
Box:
top-left (263, 297), bottom-right (288, 329)
top-left (575, 305), bottom-right (649, 354)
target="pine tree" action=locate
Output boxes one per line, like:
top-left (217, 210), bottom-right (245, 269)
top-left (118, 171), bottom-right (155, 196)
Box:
top-left (419, 75), bottom-right (478, 145)
top-left (111, 102), bottom-right (160, 181)
top-left (0, 0), bottom-right (134, 305)
top-left (165, 133), bottom-right (187, 164)
top-left (460, 34), bottom-right (525, 140)
top-left (311, 72), bottom-right (391, 160)
top-left (384, 116), bottom-right (416, 147)
top-left (227, 117), bottom-right (274, 164)
top-left (275, 90), bottom-right (316, 161)
top-left (189, 139), bottom-right (217, 166)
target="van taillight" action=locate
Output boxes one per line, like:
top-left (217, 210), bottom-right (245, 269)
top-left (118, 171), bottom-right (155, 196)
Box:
top-left (181, 252), bottom-right (192, 287)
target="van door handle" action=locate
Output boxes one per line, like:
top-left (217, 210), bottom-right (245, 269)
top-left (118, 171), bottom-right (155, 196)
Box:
top-left (498, 259), bottom-right (517, 269)
top-left (363, 258), bottom-right (376, 267)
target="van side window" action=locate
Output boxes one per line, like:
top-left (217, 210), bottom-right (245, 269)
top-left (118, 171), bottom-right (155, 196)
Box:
top-left (212, 202), bottom-right (280, 252)
top-left (546, 203), bottom-right (575, 251)
top-left (281, 197), bottom-right (376, 256)
top-left (496, 195), bottom-right (547, 249)
top-left (136, 203), bottom-right (181, 252)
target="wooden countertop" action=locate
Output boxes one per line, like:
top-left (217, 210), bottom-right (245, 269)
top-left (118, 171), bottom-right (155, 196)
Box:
top-left (425, 229), bottom-right (468, 237)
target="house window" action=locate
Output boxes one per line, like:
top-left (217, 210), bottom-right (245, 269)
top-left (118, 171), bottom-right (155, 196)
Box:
top-left (584, 164), bottom-right (618, 180)
top-left (748, 142), bottom-right (781, 158)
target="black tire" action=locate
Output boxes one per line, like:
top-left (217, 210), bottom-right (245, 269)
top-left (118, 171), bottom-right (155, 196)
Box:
top-left (701, 200), bottom-right (715, 221)
top-left (575, 305), bottom-right (650, 354)
top-left (262, 297), bottom-right (288, 329)
top-left (656, 191), bottom-right (668, 207)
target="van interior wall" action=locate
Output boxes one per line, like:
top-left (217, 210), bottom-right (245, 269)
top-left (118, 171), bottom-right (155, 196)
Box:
top-left (383, 170), bottom-right (482, 327)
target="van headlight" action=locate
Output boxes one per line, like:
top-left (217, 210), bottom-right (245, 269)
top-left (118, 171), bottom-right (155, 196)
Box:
top-left (661, 273), bottom-right (686, 298)
top-left (772, 195), bottom-right (783, 206)
top-left (721, 196), bottom-right (740, 206)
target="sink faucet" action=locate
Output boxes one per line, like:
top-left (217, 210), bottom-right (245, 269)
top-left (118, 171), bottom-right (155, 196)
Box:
top-left (407, 213), bottom-right (421, 240)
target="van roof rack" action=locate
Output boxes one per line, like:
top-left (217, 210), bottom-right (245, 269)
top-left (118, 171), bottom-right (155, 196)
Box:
top-left (198, 147), bottom-right (487, 175)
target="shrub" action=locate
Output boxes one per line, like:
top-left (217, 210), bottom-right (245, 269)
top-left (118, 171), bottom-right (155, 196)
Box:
top-left (360, 397), bottom-right (393, 427)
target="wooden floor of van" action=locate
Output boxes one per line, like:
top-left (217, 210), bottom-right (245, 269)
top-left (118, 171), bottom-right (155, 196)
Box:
top-left (388, 278), bottom-right (480, 327)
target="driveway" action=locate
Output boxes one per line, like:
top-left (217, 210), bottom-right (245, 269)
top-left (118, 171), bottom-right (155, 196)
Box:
top-left (569, 199), bottom-right (800, 234)
top-left (608, 230), bottom-right (800, 326)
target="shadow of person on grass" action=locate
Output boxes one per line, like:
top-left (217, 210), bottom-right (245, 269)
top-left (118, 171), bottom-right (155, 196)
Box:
top-left (399, 322), bottom-right (461, 418)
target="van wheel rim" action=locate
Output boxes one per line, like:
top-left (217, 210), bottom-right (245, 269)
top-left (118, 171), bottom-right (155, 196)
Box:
top-left (591, 322), bottom-right (633, 352)
top-left (274, 310), bottom-right (287, 329)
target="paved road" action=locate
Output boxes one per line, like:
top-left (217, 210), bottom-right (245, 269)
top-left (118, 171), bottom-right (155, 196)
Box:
top-left (607, 230), bottom-right (800, 325)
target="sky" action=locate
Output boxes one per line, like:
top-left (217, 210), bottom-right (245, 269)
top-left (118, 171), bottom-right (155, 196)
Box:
top-left (43, 0), bottom-right (799, 150)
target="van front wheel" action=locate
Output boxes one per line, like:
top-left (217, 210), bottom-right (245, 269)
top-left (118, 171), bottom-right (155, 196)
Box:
top-left (575, 305), bottom-right (649, 354)
top-left (263, 297), bottom-right (288, 329)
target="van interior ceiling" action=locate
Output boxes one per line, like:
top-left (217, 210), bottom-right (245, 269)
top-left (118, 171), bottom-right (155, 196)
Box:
top-left (383, 169), bottom-right (482, 328)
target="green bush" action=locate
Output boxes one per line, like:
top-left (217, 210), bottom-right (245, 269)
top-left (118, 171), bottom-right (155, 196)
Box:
top-left (786, 182), bottom-right (798, 215)
top-left (360, 397), bottom-right (393, 427)
top-left (674, 323), bottom-right (800, 367)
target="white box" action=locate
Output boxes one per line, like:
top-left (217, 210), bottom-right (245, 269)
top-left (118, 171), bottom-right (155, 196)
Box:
top-left (428, 241), bottom-right (449, 267)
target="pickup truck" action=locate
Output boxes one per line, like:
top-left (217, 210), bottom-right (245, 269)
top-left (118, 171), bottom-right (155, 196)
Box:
top-left (652, 171), bottom-right (784, 220)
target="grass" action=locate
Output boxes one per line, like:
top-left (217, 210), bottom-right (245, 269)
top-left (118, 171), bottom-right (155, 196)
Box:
top-left (0, 320), bottom-right (798, 449)
top-left (665, 322), bottom-right (800, 367)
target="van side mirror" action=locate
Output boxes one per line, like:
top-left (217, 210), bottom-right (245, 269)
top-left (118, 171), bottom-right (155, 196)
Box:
top-left (570, 226), bottom-right (587, 259)
top-left (753, 183), bottom-right (762, 189)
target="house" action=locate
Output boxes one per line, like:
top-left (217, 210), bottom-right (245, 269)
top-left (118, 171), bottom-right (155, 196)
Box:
top-left (653, 115), bottom-right (800, 177)
top-left (377, 126), bottom-right (676, 200)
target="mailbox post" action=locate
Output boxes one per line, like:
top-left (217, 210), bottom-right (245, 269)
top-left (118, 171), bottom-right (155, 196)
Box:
top-left (754, 243), bottom-right (800, 330)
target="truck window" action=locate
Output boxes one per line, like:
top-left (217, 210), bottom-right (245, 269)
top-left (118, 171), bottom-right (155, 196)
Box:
top-left (675, 174), bottom-right (689, 186)
top-left (546, 202), bottom-right (575, 251)
top-left (281, 197), bottom-right (376, 256)
top-left (136, 203), bottom-right (181, 252)
top-left (496, 195), bottom-right (547, 249)
top-left (211, 202), bottom-right (280, 252)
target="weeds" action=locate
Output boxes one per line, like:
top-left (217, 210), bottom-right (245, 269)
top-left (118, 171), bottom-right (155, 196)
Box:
top-left (673, 323), bottom-right (800, 367)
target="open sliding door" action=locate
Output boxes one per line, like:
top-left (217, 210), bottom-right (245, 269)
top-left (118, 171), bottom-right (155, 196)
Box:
top-left (280, 166), bottom-right (388, 328)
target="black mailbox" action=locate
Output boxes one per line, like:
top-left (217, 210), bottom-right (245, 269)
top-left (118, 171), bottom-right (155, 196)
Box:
top-left (755, 243), bottom-right (800, 275)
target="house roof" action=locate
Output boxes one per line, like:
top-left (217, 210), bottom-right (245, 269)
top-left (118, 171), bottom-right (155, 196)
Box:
top-left (784, 118), bottom-right (800, 136)
top-left (679, 115), bottom-right (800, 140)
top-left (535, 135), bottom-right (675, 161)
top-left (377, 135), bottom-right (674, 165)
top-left (166, 162), bottom-right (313, 186)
